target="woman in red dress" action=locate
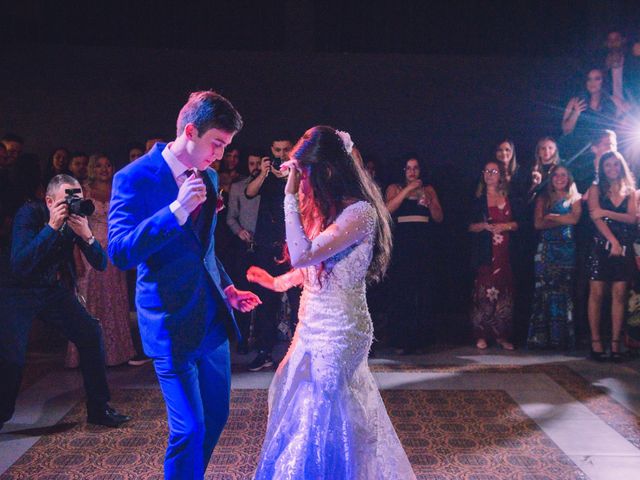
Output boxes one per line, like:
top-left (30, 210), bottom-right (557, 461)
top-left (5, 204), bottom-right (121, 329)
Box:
top-left (468, 161), bottom-right (519, 350)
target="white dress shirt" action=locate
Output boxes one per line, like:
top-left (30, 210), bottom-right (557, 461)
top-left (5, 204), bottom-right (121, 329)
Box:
top-left (162, 144), bottom-right (194, 226)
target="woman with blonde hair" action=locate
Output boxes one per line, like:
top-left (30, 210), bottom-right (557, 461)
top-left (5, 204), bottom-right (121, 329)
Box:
top-left (529, 137), bottom-right (561, 196)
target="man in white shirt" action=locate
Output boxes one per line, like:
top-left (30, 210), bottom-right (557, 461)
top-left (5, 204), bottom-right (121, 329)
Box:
top-left (108, 90), bottom-right (261, 480)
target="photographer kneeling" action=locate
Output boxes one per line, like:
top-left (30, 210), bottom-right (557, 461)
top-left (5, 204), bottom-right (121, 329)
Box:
top-left (0, 174), bottom-right (130, 429)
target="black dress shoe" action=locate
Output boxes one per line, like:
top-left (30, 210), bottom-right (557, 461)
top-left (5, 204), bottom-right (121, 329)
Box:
top-left (87, 405), bottom-right (132, 428)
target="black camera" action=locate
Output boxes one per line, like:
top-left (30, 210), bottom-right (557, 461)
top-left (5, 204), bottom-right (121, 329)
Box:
top-left (269, 154), bottom-right (282, 170)
top-left (64, 188), bottom-right (95, 217)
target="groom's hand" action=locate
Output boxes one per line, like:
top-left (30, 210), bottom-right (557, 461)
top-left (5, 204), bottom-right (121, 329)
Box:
top-left (224, 285), bottom-right (262, 312)
top-left (177, 173), bottom-right (207, 214)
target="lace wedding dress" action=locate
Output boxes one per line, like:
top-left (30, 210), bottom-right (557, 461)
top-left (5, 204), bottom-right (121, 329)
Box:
top-left (254, 194), bottom-right (416, 480)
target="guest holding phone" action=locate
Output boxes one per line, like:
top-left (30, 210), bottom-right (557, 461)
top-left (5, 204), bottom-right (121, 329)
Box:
top-left (587, 151), bottom-right (636, 362)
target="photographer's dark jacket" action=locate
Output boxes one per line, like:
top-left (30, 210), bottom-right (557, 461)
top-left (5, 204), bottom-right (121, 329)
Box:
top-left (5, 200), bottom-right (106, 288)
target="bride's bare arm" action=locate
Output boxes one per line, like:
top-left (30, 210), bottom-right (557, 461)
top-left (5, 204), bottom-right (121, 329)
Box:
top-left (284, 193), bottom-right (375, 269)
top-left (273, 269), bottom-right (304, 291)
top-left (246, 266), bottom-right (303, 292)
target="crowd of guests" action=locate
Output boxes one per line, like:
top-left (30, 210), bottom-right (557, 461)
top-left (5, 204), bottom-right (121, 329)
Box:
top-left (2, 29), bottom-right (640, 374)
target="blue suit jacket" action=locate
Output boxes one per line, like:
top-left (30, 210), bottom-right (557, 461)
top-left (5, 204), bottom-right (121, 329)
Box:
top-left (108, 143), bottom-right (240, 358)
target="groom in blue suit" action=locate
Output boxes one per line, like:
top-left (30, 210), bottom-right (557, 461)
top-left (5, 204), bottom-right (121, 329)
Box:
top-left (108, 91), bottom-right (261, 480)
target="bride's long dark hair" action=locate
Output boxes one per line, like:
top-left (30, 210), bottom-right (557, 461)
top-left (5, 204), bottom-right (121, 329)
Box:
top-left (289, 125), bottom-right (392, 283)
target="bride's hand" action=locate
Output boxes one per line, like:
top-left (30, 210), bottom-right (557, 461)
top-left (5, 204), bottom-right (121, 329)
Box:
top-left (283, 160), bottom-right (300, 195)
top-left (246, 266), bottom-right (275, 290)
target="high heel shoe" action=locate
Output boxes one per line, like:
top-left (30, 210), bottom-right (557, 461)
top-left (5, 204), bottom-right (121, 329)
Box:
top-left (590, 339), bottom-right (605, 362)
top-left (610, 339), bottom-right (623, 363)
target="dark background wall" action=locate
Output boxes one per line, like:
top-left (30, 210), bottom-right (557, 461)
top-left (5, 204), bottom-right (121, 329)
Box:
top-left (4, 0), bottom-right (636, 174)
top-left (0, 43), bottom-right (581, 171)
top-left (3, 0), bottom-right (637, 171)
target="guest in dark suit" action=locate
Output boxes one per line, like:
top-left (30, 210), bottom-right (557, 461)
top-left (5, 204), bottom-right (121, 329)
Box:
top-left (599, 30), bottom-right (640, 106)
top-left (244, 135), bottom-right (301, 372)
top-left (108, 90), bottom-right (261, 480)
top-left (0, 174), bottom-right (130, 430)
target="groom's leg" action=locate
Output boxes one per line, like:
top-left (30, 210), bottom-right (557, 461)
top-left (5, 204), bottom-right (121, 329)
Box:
top-left (198, 338), bottom-right (231, 468)
top-left (154, 354), bottom-right (206, 480)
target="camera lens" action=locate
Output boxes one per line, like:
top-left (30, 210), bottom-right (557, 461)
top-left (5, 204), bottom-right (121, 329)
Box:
top-left (78, 199), bottom-right (95, 216)
top-left (68, 198), bottom-right (95, 216)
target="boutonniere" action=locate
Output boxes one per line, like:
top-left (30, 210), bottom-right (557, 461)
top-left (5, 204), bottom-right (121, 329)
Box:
top-left (216, 190), bottom-right (225, 213)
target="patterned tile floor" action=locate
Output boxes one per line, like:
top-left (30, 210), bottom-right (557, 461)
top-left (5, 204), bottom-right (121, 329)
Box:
top-left (1, 389), bottom-right (585, 480)
top-left (1, 346), bottom-right (639, 479)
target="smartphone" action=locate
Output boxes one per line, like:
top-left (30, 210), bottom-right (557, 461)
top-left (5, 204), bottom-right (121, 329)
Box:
top-left (605, 241), bottom-right (626, 256)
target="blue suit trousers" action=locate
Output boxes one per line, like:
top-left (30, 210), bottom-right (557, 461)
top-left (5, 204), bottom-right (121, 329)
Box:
top-left (153, 336), bottom-right (231, 480)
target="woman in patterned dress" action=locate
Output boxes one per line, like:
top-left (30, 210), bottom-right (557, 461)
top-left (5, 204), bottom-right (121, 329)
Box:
top-left (469, 161), bottom-right (519, 350)
top-left (66, 154), bottom-right (135, 367)
top-left (527, 165), bottom-right (581, 350)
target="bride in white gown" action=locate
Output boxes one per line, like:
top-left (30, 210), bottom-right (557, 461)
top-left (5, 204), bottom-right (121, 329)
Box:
top-left (247, 126), bottom-right (416, 479)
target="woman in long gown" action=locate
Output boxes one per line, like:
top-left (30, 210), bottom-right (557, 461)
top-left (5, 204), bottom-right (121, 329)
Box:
top-left (66, 154), bottom-right (135, 367)
top-left (385, 155), bottom-right (443, 353)
top-left (527, 165), bottom-right (581, 350)
top-left (468, 161), bottom-right (519, 350)
top-left (247, 126), bottom-right (416, 479)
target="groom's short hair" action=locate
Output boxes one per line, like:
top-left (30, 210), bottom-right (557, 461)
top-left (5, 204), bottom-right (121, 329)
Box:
top-left (176, 90), bottom-right (243, 137)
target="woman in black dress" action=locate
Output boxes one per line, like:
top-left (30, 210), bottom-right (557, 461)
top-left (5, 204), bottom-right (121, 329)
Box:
top-left (385, 155), bottom-right (443, 353)
top-left (587, 151), bottom-right (636, 361)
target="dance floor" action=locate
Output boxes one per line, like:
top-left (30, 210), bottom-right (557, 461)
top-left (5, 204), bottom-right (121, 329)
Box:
top-left (1, 347), bottom-right (640, 479)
